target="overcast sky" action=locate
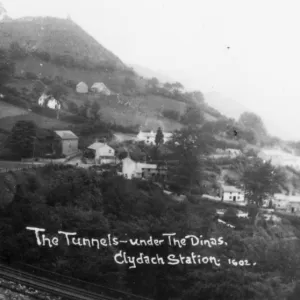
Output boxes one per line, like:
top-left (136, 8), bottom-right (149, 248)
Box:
top-left (2, 0), bottom-right (300, 140)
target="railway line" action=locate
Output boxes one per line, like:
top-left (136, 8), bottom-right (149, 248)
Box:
top-left (0, 263), bottom-right (152, 300)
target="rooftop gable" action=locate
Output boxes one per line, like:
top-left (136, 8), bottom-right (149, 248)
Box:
top-left (54, 130), bottom-right (78, 140)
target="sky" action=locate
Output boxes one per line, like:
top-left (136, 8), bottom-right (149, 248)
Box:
top-left (2, 0), bottom-right (300, 140)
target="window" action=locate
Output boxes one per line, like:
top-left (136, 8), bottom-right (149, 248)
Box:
top-left (109, 150), bottom-right (111, 153)
top-left (229, 196), bottom-right (232, 199)
top-left (125, 174), bottom-right (128, 178)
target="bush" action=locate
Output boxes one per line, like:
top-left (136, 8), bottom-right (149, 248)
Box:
top-left (162, 109), bottom-right (180, 121)
top-left (31, 105), bottom-right (57, 118)
top-left (67, 102), bottom-right (79, 114)
top-left (41, 77), bottom-right (53, 85)
top-left (32, 51), bottom-right (51, 62)
top-left (0, 148), bottom-right (22, 161)
top-left (9, 42), bottom-right (27, 59)
top-left (24, 72), bottom-right (38, 80)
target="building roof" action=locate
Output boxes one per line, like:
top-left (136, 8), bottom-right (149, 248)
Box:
top-left (226, 148), bottom-right (241, 152)
top-left (137, 163), bottom-right (157, 170)
top-left (88, 142), bottom-right (113, 150)
top-left (222, 185), bottom-right (243, 193)
top-left (91, 82), bottom-right (107, 89)
top-left (76, 81), bottom-right (88, 87)
top-left (54, 130), bottom-right (78, 140)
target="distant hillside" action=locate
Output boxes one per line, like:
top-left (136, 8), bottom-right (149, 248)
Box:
top-left (0, 16), bottom-right (126, 70)
top-left (204, 92), bottom-right (249, 121)
top-left (128, 63), bottom-right (175, 83)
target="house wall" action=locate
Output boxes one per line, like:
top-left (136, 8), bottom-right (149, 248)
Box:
top-left (95, 145), bottom-right (115, 159)
top-left (286, 202), bottom-right (300, 214)
top-left (122, 159), bottom-right (137, 179)
top-left (76, 83), bottom-right (88, 93)
top-left (137, 132), bottom-right (172, 145)
top-left (61, 139), bottom-right (78, 156)
top-left (142, 168), bottom-right (167, 179)
top-left (99, 157), bottom-right (116, 165)
top-left (47, 99), bottom-right (61, 110)
top-left (223, 191), bottom-right (245, 202)
top-left (272, 199), bottom-right (289, 210)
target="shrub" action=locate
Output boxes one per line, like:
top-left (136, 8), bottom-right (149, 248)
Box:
top-left (162, 109), bottom-right (180, 121)
top-left (25, 72), bottom-right (38, 80)
top-left (0, 148), bottom-right (22, 161)
top-left (41, 77), bottom-right (53, 85)
top-left (31, 105), bottom-right (57, 118)
top-left (32, 51), bottom-right (51, 62)
top-left (9, 42), bottom-right (27, 59)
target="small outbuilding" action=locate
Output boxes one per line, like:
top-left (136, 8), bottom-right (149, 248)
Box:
top-left (76, 81), bottom-right (88, 94)
top-left (91, 82), bottom-right (111, 95)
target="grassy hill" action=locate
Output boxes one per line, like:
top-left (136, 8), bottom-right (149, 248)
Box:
top-left (0, 16), bottom-right (225, 137)
top-left (0, 101), bottom-right (71, 131)
top-left (0, 17), bottom-right (125, 70)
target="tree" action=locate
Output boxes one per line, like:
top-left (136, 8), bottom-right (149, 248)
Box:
top-left (181, 103), bottom-right (205, 125)
top-left (9, 41), bottom-right (27, 59)
top-left (242, 158), bottom-right (286, 206)
top-left (190, 90), bottom-right (205, 103)
top-left (172, 81), bottom-right (184, 90)
top-left (9, 120), bottom-right (37, 158)
top-left (155, 127), bottom-right (164, 146)
top-left (0, 49), bottom-right (15, 87)
top-left (90, 101), bottom-right (100, 120)
top-left (148, 77), bottom-right (159, 87)
top-left (287, 282), bottom-right (300, 300)
top-left (167, 126), bottom-right (214, 193)
top-left (67, 101), bottom-right (79, 114)
top-left (48, 83), bottom-right (67, 99)
top-left (123, 77), bottom-right (136, 91)
top-left (77, 103), bottom-right (90, 118)
top-left (239, 112), bottom-right (267, 139)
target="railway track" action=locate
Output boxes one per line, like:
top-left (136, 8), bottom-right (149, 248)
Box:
top-left (0, 264), bottom-right (134, 300)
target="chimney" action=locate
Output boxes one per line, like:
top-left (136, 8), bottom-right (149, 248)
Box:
top-left (95, 138), bottom-right (99, 143)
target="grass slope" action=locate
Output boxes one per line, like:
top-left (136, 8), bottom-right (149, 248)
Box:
top-left (0, 100), bottom-right (29, 119)
top-left (0, 17), bottom-right (125, 69)
top-left (0, 106), bottom-right (71, 131)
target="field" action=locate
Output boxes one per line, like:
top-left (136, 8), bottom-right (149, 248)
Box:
top-left (0, 112), bottom-right (71, 131)
top-left (0, 101), bottom-right (29, 119)
top-left (14, 57), bottom-right (134, 93)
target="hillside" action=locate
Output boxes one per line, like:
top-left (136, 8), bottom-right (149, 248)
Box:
top-left (128, 63), bottom-right (175, 83)
top-left (0, 17), bottom-right (126, 70)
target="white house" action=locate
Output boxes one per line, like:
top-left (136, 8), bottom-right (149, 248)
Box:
top-left (76, 82), bottom-right (89, 94)
top-left (91, 82), bottom-right (111, 95)
top-left (272, 193), bottom-right (299, 211)
top-left (122, 156), bottom-right (157, 179)
top-left (38, 93), bottom-right (61, 110)
top-left (87, 142), bottom-right (115, 165)
top-left (136, 130), bottom-right (173, 145)
top-left (220, 185), bottom-right (245, 203)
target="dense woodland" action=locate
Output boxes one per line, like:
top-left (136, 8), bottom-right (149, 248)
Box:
top-left (0, 164), bottom-right (300, 299)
